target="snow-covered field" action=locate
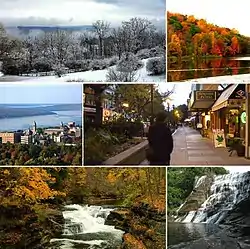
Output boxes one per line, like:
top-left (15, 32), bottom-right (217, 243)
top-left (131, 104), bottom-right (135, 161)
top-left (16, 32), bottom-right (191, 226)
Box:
top-left (179, 73), bottom-right (250, 84)
top-left (0, 58), bottom-right (166, 83)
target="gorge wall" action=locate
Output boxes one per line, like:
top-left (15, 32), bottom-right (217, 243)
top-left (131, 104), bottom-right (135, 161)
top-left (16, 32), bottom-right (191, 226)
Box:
top-left (106, 202), bottom-right (166, 249)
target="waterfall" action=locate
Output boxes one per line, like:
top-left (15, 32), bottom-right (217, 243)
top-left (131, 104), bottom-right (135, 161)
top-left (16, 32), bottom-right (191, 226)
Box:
top-left (50, 204), bottom-right (124, 249)
top-left (178, 171), bottom-right (250, 224)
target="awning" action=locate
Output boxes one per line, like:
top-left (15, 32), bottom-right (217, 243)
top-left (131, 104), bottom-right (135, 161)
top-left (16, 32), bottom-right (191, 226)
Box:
top-left (211, 84), bottom-right (238, 112)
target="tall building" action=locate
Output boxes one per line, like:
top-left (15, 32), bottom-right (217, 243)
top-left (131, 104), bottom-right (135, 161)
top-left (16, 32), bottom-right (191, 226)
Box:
top-left (21, 135), bottom-right (32, 144)
top-left (32, 121), bottom-right (37, 134)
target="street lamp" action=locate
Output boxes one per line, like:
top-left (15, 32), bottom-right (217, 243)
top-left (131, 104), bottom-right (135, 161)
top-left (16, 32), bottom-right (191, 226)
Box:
top-left (122, 103), bottom-right (129, 108)
top-left (122, 103), bottom-right (129, 120)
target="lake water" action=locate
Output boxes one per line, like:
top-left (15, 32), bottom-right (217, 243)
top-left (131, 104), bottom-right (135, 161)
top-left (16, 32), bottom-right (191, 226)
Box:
top-left (0, 109), bottom-right (82, 131)
top-left (168, 222), bottom-right (220, 246)
top-left (167, 57), bottom-right (250, 81)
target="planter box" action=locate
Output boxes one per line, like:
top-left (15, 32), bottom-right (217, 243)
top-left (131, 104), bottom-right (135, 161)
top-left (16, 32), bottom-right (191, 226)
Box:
top-left (237, 145), bottom-right (245, 157)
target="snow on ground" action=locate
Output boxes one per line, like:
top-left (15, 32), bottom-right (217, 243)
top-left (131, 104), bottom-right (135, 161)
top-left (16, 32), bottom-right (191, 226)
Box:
top-left (1, 58), bottom-right (165, 83)
top-left (0, 72), bottom-right (3, 77)
top-left (180, 73), bottom-right (250, 84)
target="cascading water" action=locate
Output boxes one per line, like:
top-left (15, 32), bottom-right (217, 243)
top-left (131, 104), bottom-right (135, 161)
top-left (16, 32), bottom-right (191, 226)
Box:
top-left (50, 204), bottom-right (124, 249)
top-left (180, 171), bottom-right (250, 224)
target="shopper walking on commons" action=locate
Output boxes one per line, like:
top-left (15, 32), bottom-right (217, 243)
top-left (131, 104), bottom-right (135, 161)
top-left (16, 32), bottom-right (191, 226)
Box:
top-left (147, 111), bottom-right (173, 165)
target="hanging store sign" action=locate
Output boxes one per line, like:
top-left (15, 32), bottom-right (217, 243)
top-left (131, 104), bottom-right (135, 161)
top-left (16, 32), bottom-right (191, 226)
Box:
top-left (241, 112), bottom-right (246, 124)
top-left (84, 107), bottom-right (96, 113)
top-left (195, 91), bottom-right (216, 101)
top-left (213, 129), bottom-right (226, 148)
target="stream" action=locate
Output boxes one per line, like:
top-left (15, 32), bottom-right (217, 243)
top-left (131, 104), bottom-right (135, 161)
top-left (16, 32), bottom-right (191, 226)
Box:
top-left (50, 204), bottom-right (124, 249)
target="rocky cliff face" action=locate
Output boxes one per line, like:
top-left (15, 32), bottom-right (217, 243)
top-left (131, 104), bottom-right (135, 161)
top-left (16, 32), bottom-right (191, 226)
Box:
top-left (176, 175), bottom-right (214, 220)
top-left (0, 205), bottom-right (63, 249)
top-left (106, 202), bottom-right (166, 249)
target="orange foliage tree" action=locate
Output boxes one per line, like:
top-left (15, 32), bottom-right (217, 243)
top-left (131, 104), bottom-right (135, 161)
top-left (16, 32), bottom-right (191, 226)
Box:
top-left (167, 12), bottom-right (250, 58)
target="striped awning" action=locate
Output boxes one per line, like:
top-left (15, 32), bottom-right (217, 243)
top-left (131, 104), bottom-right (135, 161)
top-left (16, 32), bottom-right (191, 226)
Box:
top-left (211, 84), bottom-right (238, 112)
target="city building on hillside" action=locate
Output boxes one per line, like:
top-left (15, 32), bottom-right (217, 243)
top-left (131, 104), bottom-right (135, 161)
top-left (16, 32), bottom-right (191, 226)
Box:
top-left (44, 128), bottom-right (64, 135)
top-left (0, 131), bottom-right (22, 144)
top-left (21, 135), bottom-right (32, 144)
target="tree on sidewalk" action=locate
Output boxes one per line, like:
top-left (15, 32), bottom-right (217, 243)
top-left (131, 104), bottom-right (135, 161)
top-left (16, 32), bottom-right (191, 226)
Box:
top-left (109, 84), bottom-right (174, 122)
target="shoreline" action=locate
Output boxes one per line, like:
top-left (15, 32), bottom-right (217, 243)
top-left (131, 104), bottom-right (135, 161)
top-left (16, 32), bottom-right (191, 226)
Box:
top-left (170, 73), bottom-right (250, 83)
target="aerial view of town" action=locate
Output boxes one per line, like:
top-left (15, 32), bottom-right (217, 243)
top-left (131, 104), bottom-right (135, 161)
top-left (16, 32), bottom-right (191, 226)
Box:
top-left (0, 83), bottom-right (82, 165)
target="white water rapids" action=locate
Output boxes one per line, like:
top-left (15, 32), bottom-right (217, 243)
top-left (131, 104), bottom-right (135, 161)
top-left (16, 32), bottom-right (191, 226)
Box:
top-left (50, 204), bottom-right (124, 249)
top-left (180, 172), bottom-right (250, 224)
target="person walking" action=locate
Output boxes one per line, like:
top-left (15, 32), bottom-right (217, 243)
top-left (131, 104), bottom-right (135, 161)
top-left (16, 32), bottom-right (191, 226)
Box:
top-left (146, 111), bottom-right (174, 165)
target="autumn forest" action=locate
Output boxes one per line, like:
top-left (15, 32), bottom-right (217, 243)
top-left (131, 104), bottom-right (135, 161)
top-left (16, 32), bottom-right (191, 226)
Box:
top-left (0, 167), bottom-right (166, 249)
top-left (167, 12), bottom-right (250, 58)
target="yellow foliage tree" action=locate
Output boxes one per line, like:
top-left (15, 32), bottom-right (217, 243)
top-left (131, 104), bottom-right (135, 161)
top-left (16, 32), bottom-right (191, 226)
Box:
top-left (0, 168), bottom-right (63, 206)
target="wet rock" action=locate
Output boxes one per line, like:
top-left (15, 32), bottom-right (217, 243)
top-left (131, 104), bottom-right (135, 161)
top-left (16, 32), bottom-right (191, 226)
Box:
top-left (105, 208), bottom-right (130, 232)
top-left (0, 205), bottom-right (64, 249)
top-left (121, 233), bottom-right (147, 249)
top-left (108, 202), bottom-right (166, 249)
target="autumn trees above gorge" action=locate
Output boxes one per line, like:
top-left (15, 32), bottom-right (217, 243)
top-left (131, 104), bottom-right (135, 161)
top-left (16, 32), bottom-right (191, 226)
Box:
top-left (167, 12), bottom-right (250, 58)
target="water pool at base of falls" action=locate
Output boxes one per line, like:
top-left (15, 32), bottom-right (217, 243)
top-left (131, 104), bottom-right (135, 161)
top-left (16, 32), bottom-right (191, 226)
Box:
top-left (50, 204), bottom-right (124, 249)
top-left (168, 222), bottom-right (221, 246)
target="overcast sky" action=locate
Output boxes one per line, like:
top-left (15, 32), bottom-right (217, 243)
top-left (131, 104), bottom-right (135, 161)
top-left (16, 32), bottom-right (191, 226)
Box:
top-left (0, 83), bottom-right (82, 104)
top-left (224, 167), bottom-right (250, 173)
top-left (0, 0), bottom-right (165, 26)
top-left (167, 0), bottom-right (250, 36)
top-left (158, 83), bottom-right (192, 107)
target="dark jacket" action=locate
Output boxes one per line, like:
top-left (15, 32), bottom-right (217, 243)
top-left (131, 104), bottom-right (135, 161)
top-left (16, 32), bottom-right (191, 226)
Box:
top-left (147, 123), bottom-right (173, 161)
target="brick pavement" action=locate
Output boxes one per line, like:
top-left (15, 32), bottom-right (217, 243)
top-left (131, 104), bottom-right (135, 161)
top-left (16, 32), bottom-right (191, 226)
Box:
top-left (140, 126), bottom-right (250, 166)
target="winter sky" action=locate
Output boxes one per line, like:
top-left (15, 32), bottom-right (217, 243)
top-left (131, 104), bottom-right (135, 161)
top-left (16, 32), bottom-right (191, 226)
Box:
top-left (167, 0), bottom-right (250, 36)
top-left (0, 0), bottom-right (165, 26)
top-left (0, 83), bottom-right (82, 104)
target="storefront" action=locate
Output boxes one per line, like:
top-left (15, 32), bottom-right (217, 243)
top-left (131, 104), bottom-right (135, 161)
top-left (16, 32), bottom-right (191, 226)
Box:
top-left (211, 84), bottom-right (246, 140)
top-left (188, 89), bottom-right (220, 137)
top-left (84, 105), bottom-right (99, 123)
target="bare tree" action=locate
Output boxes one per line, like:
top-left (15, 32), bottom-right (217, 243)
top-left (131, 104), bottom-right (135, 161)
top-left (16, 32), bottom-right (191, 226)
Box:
top-left (110, 27), bottom-right (124, 59)
top-left (23, 36), bottom-right (40, 70)
top-left (80, 32), bottom-right (98, 59)
top-left (39, 30), bottom-right (73, 65)
top-left (121, 18), bottom-right (155, 53)
top-left (0, 24), bottom-right (21, 61)
top-left (92, 20), bottom-right (110, 58)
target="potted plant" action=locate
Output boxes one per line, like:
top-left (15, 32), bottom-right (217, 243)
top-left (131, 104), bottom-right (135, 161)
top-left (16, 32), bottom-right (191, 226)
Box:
top-left (236, 140), bottom-right (245, 157)
top-left (228, 138), bottom-right (245, 157)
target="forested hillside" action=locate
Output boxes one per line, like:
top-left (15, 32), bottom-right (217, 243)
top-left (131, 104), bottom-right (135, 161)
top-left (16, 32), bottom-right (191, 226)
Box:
top-left (167, 12), bottom-right (250, 58)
